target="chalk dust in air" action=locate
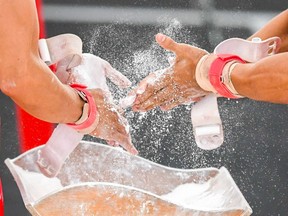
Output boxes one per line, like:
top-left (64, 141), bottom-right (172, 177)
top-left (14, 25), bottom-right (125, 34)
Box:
top-left (81, 18), bottom-right (248, 170)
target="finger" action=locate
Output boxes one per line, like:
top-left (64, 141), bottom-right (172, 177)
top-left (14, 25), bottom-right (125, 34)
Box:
top-left (107, 140), bottom-right (117, 146)
top-left (134, 73), bottom-right (171, 106)
top-left (119, 94), bottom-right (137, 109)
top-left (135, 77), bottom-right (150, 95)
top-left (129, 72), bottom-right (156, 97)
top-left (134, 84), bottom-right (177, 112)
top-left (112, 132), bottom-right (138, 155)
top-left (159, 94), bottom-right (200, 111)
top-left (119, 78), bottom-right (150, 109)
top-left (110, 114), bottom-right (138, 154)
top-left (159, 98), bottom-right (183, 111)
top-left (104, 62), bottom-right (132, 88)
top-left (155, 33), bottom-right (181, 54)
top-left (106, 140), bottom-right (119, 147)
top-left (117, 106), bottom-right (125, 115)
top-left (195, 97), bottom-right (202, 102)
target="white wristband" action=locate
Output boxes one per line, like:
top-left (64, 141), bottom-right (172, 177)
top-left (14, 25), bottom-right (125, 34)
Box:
top-left (195, 54), bottom-right (217, 93)
top-left (221, 62), bottom-right (244, 98)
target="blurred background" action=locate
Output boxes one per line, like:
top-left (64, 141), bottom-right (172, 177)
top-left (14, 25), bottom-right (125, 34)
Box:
top-left (0, 0), bottom-right (287, 215)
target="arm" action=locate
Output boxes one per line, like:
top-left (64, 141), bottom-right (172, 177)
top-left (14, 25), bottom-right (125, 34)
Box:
top-left (131, 33), bottom-right (288, 112)
top-left (0, 0), bottom-right (83, 123)
top-left (248, 9), bottom-right (288, 53)
top-left (0, 1), bottom-right (137, 153)
top-left (232, 52), bottom-right (288, 103)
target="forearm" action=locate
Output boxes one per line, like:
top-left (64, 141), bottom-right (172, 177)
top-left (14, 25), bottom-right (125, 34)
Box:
top-left (232, 53), bottom-right (288, 103)
top-left (248, 9), bottom-right (288, 52)
top-left (1, 56), bottom-right (84, 123)
top-left (0, 0), bottom-right (84, 124)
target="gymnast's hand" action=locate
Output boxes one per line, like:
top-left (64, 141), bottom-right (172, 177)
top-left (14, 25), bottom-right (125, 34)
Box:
top-left (131, 33), bottom-right (209, 112)
top-left (45, 35), bottom-right (138, 155)
top-left (69, 54), bottom-right (138, 155)
top-left (88, 88), bottom-right (137, 155)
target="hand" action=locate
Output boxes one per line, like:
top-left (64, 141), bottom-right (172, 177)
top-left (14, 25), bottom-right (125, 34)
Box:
top-left (67, 53), bottom-right (131, 90)
top-left (45, 35), bottom-right (137, 154)
top-left (131, 33), bottom-right (209, 112)
top-left (89, 89), bottom-right (138, 155)
top-left (45, 34), bottom-right (131, 89)
top-left (69, 54), bottom-right (137, 155)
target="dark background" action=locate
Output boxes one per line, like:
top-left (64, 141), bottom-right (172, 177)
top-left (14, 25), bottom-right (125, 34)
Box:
top-left (1, 1), bottom-right (287, 215)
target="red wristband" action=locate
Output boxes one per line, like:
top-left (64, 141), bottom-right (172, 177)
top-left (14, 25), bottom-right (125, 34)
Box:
top-left (209, 54), bottom-right (245, 98)
top-left (66, 84), bottom-right (98, 133)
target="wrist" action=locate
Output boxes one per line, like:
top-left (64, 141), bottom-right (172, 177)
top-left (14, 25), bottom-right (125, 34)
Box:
top-left (67, 84), bottom-right (99, 134)
top-left (230, 63), bottom-right (253, 98)
top-left (195, 54), bottom-right (218, 93)
top-left (195, 53), bottom-right (246, 98)
top-left (221, 61), bottom-right (244, 98)
top-left (72, 89), bottom-right (89, 125)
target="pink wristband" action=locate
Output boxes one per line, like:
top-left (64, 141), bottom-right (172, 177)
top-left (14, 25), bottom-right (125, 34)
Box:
top-left (209, 54), bottom-right (245, 98)
top-left (67, 84), bottom-right (98, 133)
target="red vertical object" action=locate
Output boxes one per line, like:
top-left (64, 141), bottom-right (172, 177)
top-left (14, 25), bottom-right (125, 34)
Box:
top-left (16, 0), bottom-right (54, 153)
top-left (0, 179), bottom-right (3, 216)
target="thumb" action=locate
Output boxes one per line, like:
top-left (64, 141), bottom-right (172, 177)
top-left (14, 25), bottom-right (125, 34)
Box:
top-left (155, 33), bottom-right (180, 53)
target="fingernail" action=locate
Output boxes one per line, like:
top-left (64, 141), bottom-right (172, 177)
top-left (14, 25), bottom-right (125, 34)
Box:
top-left (156, 33), bottom-right (165, 43)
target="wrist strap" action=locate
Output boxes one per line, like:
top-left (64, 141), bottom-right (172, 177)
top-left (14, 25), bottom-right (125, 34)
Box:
top-left (209, 54), bottom-right (245, 98)
top-left (214, 37), bottom-right (281, 63)
top-left (66, 84), bottom-right (98, 134)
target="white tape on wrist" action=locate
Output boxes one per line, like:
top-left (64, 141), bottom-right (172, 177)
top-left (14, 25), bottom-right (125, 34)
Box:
top-left (195, 54), bottom-right (211, 91)
top-left (221, 61), bottom-right (244, 98)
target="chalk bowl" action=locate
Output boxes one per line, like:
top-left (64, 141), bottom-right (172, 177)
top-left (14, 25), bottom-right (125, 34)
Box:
top-left (5, 141), bottom-right (252, 216)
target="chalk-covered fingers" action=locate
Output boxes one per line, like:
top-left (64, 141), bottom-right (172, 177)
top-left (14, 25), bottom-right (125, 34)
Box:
top-left (160, 92), bottom-right (202, 111)
top-left (133, 77), bottom-right (177, 111)
top-left (66, 54), bottom-right (132, 91)
top-left (118, 69), bottom-right (163, 109)
top-left (129, 34), bottom-right (210, 112)
top-left (89, 89), bottom-right (138, 155)
top-left (133, 77), bottom-right (203, 112)
top-left (131, 68), bottom-right (168, 100)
